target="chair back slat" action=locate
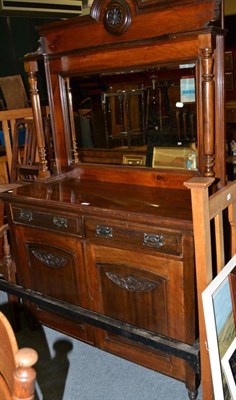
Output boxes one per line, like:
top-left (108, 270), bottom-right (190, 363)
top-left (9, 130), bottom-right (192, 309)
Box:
top-left (214, 211), bottom-right (225, 273)
top-left (2, 120), bottom-right (13, 176)
top-left (0, 108), bottom-right (34, 182)
top-left (12, 118), bottom-right (39, 182)
top-left (229, 202), bottom-right (236, 256)
top-left (0, 107), bottom-right (52, 182)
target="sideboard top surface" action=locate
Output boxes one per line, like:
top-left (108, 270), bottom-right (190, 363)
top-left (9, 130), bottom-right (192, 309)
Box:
top-left (2, 177), bottom-right (193, 227)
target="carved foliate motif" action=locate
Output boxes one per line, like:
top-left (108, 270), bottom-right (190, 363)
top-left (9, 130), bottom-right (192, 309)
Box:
top-left (105, 271), bottom-right (158, 292)
top-left (19, 209), bottom-right (33, 222)
top-left (103, 0), bottom-right (131, 35)
top-left (31, 248), bottom-right (68, 268)
top-left (53, 216), bottom-right (68, 229)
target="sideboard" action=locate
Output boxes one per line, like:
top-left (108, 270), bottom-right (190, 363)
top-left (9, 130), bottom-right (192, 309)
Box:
top-left (2, 165), bottom-right (199, 398)
top-left (0, 0), bottom-right (226, 399)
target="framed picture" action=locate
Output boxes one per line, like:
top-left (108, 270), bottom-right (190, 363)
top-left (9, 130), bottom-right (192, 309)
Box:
top-left (225, 51), bottom-right (233, 72)
top-left (222, 337), bottom-right (236, 400)
top-left (122, 154), bottom-right (146, 166)
top-left (202, 254), bottom-right (236, 400)
top-left (152, 144), bottom-right (197, 170)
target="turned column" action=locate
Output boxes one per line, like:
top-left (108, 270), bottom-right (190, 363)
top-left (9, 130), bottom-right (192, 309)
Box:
top-left (199, 37), bottom-right (216, 177)
top-left (13, 347), bottom-right (38, 400)
top-left (24, 59), bottom-right (50, 179)
top-left (65, 77), bottom-right (79, 163)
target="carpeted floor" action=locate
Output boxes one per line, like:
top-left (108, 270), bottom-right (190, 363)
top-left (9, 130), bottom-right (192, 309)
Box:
top-left (0, 291), bottom-right (202, 400)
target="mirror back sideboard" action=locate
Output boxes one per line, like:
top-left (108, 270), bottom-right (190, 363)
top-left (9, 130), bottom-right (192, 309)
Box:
top-left (1, 3), bottom-right (226, 400)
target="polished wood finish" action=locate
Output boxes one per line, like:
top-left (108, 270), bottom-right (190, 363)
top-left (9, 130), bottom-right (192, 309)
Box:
top-left (2, 166), bottom-right (198, 396)
top-left (0, 311), bottom-right (37, 400)
top-left (0, 1), bottom-right (227, 399)
top-left (24, 61), bottom-right (50, 179)
top-left (25, 0), bottom-right (225, 183)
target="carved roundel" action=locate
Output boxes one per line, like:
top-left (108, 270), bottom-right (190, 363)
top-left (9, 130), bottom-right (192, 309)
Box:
top-left (103, 0), bottom-right (131, 35)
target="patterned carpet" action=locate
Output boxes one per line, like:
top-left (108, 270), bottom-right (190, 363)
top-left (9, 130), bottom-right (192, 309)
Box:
top-left (0, 291), bottom-right (202, 400)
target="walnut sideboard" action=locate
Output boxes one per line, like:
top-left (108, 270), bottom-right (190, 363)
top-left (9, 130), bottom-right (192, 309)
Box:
top-left (0, 165), bottom-right (200, 398)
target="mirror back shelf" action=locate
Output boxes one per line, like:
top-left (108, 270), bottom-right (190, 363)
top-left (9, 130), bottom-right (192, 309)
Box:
top-left (24, 0), bottom-right (225, 186)
top-left (10, 3), bottom-right (226, 400)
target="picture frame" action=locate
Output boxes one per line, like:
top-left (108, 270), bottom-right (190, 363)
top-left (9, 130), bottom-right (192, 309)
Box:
top-left (222, 337), bottom-right (236, 400)
top-left (152, 145), bottom-right (197, 170)
top-left (202, 254), bottom-right (236, 400)
top-left (122, 154), bottom-right (146, 166)
top-left (225, 51), bottom-right (233, 72)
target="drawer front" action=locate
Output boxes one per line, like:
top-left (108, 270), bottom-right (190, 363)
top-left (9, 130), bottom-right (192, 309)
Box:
top-left (84, 218), bottom-right (182, 255)
top-left (11, 206), bottom-right (81, 236)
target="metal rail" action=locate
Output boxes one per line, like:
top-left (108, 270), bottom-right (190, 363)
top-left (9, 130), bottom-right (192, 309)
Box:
top-left (0, 279), bottom-right (200, 373)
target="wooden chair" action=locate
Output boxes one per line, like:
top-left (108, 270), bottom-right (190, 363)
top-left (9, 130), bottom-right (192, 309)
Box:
top-left (0, 156), bottom-right (9, 184)
top-left (0, 108), bottom-right (34, 181)
top-left (185, 177), bottom-right (236, 400)
top-left (0, 311), bottom-right (38, 400)
top-left (0, 107), bottom-right (52, 182)
top-left (0, 75), bottom-right (29, 110)
top-left (0, 218), bottom-right (22, 331)
top-left (11, 118), bottom-right (39, 182)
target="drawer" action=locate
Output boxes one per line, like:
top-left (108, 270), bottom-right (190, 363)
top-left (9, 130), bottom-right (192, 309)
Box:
top-left (11, 206), bottom-right (81, 236)
top-left (84, 218), bottom-right (182, 255)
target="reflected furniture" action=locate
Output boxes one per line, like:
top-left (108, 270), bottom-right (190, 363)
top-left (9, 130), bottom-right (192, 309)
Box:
top-left (226, 101), bottom-right (236, 180)
top-left (11, 118), bottom-right (39, 182)
top-left (0, 75), bottom-right (29, 110)
top-left (0, 108), bottom-right (34, 182)
top-left (0, 1), bottom-right (226, 399)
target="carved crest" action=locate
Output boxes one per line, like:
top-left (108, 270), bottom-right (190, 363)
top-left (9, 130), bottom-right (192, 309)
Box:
top-left (103, 0), bottom-right (131, 35)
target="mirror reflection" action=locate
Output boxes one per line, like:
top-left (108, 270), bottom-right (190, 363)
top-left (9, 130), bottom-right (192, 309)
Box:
top-left (69, 63), bottom-right (197, 169)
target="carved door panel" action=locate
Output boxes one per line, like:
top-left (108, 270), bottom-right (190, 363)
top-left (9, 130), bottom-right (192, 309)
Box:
top-left (85, 243), bottom-right (195, 380)
top-left (85, 243), bottom-right (193, 341)
top-left (11, 224), bottom-right (92, 341)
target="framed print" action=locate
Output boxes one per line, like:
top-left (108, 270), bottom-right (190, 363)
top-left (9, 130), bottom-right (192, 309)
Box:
top-left (180, 77), bottom-right (196, 103)
top-left (222, 337), bottom-right (236, 400)
top-left (152, 145), bottom-right (197, 170)
top-left (202, 254), bottom-right (236, 400)
top-left (122, 154), bottom-right (146, 166)
top-left (225, 51), bottom-right (233, 72)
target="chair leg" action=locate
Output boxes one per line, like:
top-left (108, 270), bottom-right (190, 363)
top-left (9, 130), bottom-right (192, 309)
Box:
top-left (1, 227), bottom-right (21, 331)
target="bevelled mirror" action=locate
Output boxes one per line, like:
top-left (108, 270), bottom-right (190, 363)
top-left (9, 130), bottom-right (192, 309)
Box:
top-left (63, 62), bottom-right (197, 170)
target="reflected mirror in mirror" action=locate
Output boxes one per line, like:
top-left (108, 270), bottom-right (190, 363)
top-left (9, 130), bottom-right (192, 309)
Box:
top-left (68, 63), bottom-right (197, 170)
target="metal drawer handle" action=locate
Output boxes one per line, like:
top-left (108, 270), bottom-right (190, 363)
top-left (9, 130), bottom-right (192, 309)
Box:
top-left (19, 209), bottom-right (33, 222)
top-left (53, 216), bottom-right (68, 229)
top-left (96, 225), bottom-right (113, 238)
top-left (143, 233), bottom-right (164, 248)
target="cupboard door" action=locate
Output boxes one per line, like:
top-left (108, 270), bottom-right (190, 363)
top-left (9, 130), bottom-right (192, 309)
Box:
top-left (12, 225), bottom-right (92, 341)
top-left (96, 260), bottom-right (168, 335)
top-left (85, 243), bottom-right (196, 380)
top-left (86, 244), bottom-right (194, 341)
